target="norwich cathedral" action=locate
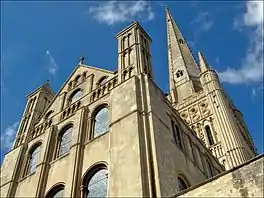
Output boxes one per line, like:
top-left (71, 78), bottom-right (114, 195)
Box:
top-left (1, 7), bottom-right (263, 198)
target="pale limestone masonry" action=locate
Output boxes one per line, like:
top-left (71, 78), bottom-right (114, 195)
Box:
top-left (165, 7), bottom-right (257, 169)
top-left (0, 7), bottom-right (262, 198)
top-left (175, 154), bottom-right (264, 197)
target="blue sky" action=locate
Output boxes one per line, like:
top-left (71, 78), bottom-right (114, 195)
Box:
top-left (1, 1), bottom-right (263, 163)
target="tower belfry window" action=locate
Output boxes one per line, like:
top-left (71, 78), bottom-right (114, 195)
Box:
top-left (176, 70), bottom-right (184, 78)
top-left (179, 39), bottom-right (184, 44)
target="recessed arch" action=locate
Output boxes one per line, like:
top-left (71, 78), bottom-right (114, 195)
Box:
top-left (28, 141), bottom-right (42, 154)
top-left (55, 124), bottom-right (74, 158)
top-left (68, 88), bottom-right (83, 105)
top-left (97, 76), bottom-right (108, 86)
top-left (45, 110), bottom-right (53, 119)
top-left (75, 75), bottom-right (82, 86)
top-left (45, 182), bottom-right (65, 198)
top-left (25, 141), bottom-right (42, 176)
top-left (81, 161), bottom-right (108, 183)
top-left (90, 104), bottom-right (109, 139)
top-left (177, 173), bottom-right (190, 191)
top-left (81, 163), bottom-right (108, 198)
top-left (91, 103), bottom-right (109, 117)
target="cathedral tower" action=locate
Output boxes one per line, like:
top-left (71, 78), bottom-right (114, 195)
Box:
top-left (116, 21), bottom-right (153, 82)
top-left (13, 82), bottom-right (55, 148)
top-left (165, 8), bottom-right (257, 169)
top-left (198, 52), bottom-right (257, 167)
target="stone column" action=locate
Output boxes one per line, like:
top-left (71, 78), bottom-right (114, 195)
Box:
top-left (35, 126), bottom-right (55, 197)
top-left (89, 74), bottom-right (94, 93)
top-left (60, 92), bottom-right (67, 111)
top-left (64, 107), bottom-right (87, 197)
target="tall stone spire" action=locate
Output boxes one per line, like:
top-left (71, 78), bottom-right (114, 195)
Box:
top-left (166, 6), bottom-right (201, 103)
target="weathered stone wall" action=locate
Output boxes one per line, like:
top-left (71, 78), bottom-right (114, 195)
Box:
top-left (175, 154), bottom-right (263, 197)
top-left (147, 79), bottom-right (224, 197)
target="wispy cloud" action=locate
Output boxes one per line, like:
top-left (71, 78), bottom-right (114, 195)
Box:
top-left (88, 1), bottom-right (154, 26)
top-left (251, 82), bottom-right (263, 98)
top-left (190, 12), bottom-right (214, 33)
top-left (45, 50), bottom-right (58, 76)
top-left (219, 1), bottom-right (263, 84)
top-left (215, 56), bottom-right (220, 64)
top-left (1, 122), bottom-right (19, 152)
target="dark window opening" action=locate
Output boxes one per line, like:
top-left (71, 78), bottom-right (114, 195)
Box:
top-left (205, 125), bottom-right (214, 145)
top-left (178, 177), bottom-right (188, 191)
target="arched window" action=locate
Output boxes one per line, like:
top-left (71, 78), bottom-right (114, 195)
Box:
top-left (46, 184), bottom-right (65, 198)
top-left (82, 166), bottom-right (108, 198)
top-left (176, 70), bottom-right (184, 78)
top-left (76, 75), bottom-right (82, 86)
top-left (57, 126), bottom-right (73, 157)
top-left (27, 143), bottom-right (41, 175)
top-left (205, 125), bottom-right (214, 145)
top-left (179, 39), bottom-right (184, 44)
top-left (69, 89), bottom-right (82, 105)
top-left (171, 120), bottom-right (183, 150)
top-left (178, 176), bottom-right (189, 191)
top-left (45, 110), bottom-right (53, 120)
top-left (92, 106), bottom-right (109, 139)
top-left (97, 76), bottom-right (108, 87)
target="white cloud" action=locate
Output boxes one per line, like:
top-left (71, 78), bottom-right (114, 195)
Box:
top-left (219, 1), bottom-right (263, 84)
top-left (190, 12), bottom-right (214, 32)
top-left (1, 122), bottom-right (19, 152)
top-left (45, 50), bottom-right (58, 76)
top-left (88, 1), bottom-right (154, 25)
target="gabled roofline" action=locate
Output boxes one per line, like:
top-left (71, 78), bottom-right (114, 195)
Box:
top-left (34, 63), bottom-right (115, 123)
top-left (26, 83), bottom-right (55, 98)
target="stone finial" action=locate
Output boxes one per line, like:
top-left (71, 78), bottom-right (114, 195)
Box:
top-left (198, 51), bottom-right (210, 73)
top-left (79, 56), bottom-right (85, 65)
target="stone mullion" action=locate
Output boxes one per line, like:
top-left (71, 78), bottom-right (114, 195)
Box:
top-left (80, 185), bottom-right (87, 198)
top-left (86, 117), bottom-right (92, 142)
top-left (60, 92), bottom-right (67, 111)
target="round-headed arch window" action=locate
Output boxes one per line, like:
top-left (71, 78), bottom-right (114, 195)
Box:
top-left (82, 166), bottom-right (108, 198)
top-left (69, 89), bottom-right (83, 105)
top-left (57, 126), bottom-right (73, 157)
top-left (92, 106), bottom-right (109, 139)
top-left (27, 143), bottom-right (42, 175)
top-left (46, 184), bottom-right (65, 198)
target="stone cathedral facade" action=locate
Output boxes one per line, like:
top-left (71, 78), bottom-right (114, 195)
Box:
top-left (1, 7), bottom-right (262, 198)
